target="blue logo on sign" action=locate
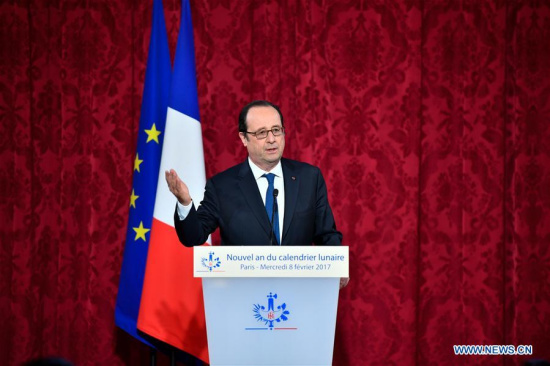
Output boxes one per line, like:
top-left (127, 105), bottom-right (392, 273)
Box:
top-left (253, 292), bottom-right (290, 329)
top-left (201, 251), bottom-right (221, 272)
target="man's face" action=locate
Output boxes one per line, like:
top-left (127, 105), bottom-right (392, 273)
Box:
top-left (239, 106), bottom-right (285, 171)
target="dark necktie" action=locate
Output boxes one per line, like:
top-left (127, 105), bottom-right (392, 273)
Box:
top-left (263, 173), bottom-right (280, 245)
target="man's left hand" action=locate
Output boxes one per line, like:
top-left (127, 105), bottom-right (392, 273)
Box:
top-left (340, 277), bottom-right (349, 289)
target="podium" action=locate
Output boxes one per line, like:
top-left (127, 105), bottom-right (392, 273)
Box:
top-left (193, 246), bottom-right (349, 366)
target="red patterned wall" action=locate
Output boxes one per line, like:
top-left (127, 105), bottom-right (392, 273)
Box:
top-left (1, 1), bottom-right (549, 365)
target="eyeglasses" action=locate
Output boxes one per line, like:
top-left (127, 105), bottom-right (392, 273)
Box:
top-left (245, 126), bottom-right (285, 140)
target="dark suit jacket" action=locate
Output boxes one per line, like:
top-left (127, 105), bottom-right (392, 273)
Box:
top-left (174, 158), bottom-right (342, 246)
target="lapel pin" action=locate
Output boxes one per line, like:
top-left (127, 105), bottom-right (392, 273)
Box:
top-left (292, 176), bottom-right (296, 180)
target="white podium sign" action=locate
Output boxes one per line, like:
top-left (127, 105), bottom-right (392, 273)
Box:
top-left (194, 246), bottom-right (349, 366)
top-left (193, 245), bottom-right (348, 278)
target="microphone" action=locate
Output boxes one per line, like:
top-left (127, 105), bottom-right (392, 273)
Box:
top-left (268, 189), bottom-right (279, 245)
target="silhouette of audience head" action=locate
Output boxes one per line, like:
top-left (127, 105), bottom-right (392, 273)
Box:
top-left (525, 360), bottom-right (550, 366)
top-left (23, 357), bottom-right (74, 366)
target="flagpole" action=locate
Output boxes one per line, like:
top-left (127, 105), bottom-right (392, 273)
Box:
top-left (150, 348), bottom-right (157, 366)
top-left (170, 350), bottom-right (176, 366)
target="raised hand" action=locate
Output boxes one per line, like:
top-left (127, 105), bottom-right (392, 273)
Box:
top-left (165, 169), bottom-right (192, 205)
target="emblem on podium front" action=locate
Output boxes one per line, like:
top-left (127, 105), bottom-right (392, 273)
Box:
top-left (201, 251), bottom-right (221, 272)
top-left (252, 292), bottom-right (290, 329)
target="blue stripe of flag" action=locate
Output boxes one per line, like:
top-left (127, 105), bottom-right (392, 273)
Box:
top-left (168, 0), bottom-right (200, 121)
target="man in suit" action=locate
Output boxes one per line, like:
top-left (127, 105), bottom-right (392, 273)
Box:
top-left (165, 100), bottom-right (342, 249)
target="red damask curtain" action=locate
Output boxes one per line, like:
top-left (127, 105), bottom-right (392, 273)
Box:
top-left (1, 0), bottom-right (549, 365)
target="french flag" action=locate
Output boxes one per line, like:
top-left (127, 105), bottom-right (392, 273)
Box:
top-left (137, 0), bottom-right (209, 362)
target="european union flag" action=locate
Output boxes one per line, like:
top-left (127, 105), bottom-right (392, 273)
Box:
top-left (115, 0), bottom-right (171, 345)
